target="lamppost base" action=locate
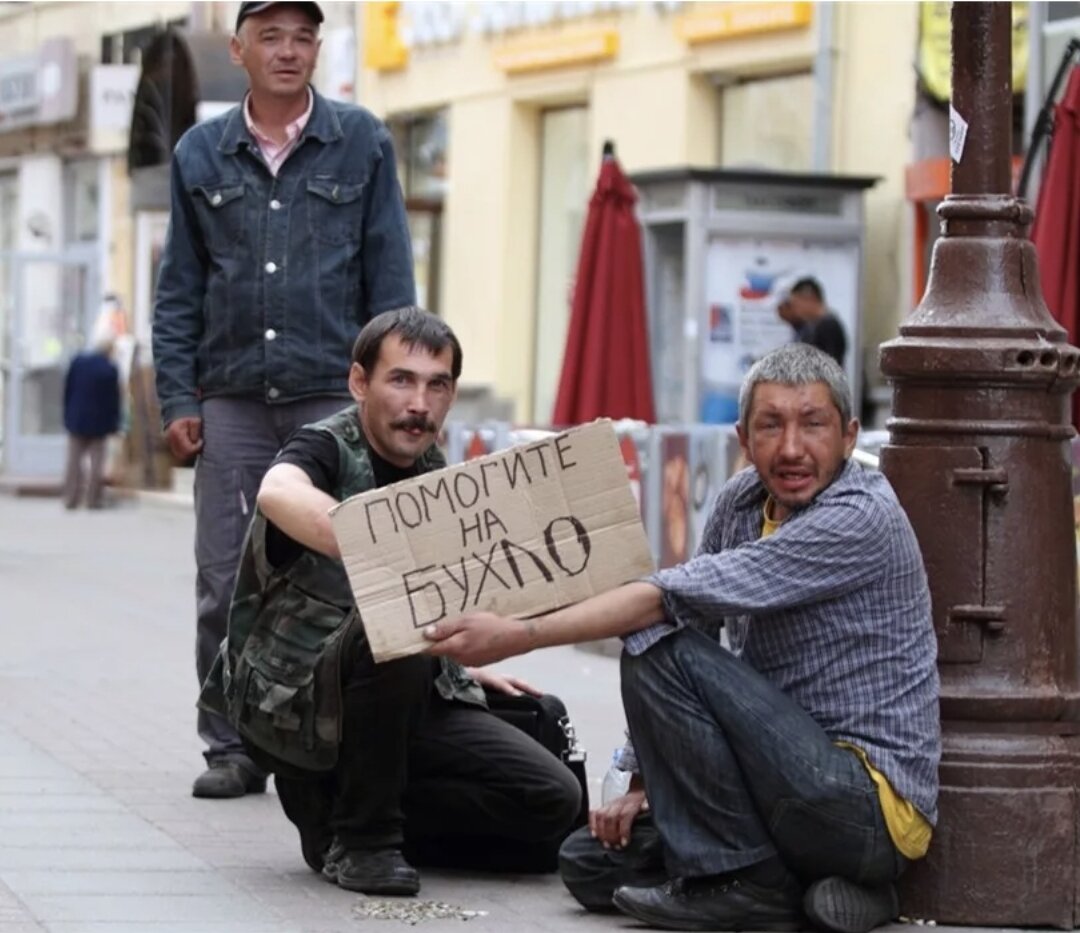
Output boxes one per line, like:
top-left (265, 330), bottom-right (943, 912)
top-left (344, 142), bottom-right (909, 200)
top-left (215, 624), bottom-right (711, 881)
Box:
top-left (899, 728), bottom-right (1080, 928)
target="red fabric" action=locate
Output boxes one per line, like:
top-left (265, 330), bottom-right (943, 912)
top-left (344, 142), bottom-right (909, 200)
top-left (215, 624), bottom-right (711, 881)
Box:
top-left (1032, 67), bottom-right (1080, 431)
top-left (552, 157), bottom-right (656, 426)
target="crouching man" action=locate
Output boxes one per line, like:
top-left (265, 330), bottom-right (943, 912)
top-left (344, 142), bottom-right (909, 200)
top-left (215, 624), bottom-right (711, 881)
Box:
top-left (200, 307), bottom-right (580, 895)
top-left (425, 344), bottom-right (940, 932)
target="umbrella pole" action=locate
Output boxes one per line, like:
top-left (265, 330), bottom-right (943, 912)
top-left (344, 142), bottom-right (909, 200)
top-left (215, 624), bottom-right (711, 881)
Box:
top-left (1017, 36), bottom-right (1080, 198)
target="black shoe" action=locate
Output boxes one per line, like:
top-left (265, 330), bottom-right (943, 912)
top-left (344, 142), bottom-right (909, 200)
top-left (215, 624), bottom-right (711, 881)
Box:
top-left (322, 846), bottom-right (420, 896)
top-left (613, 874), bottom-right (804, 932)
top-left (300, 828), bottom-right (335, 874)
top-left (191, 761), bottom-right (267, 799)
top-left (804, 876), bottom-right (898, 933)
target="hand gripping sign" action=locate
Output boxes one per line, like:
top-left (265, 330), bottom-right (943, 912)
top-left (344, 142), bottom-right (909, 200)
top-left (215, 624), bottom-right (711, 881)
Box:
top-left (330, 419), bottom-right (655, 662)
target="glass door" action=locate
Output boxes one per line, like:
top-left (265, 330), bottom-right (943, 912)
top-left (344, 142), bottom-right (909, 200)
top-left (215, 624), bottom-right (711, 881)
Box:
top-left (3, 251), bottom-right (99, 477)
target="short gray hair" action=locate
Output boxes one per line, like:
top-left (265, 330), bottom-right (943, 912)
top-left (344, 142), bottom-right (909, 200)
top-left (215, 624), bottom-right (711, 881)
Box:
top-left (738, 343), bottom-right (852, 431)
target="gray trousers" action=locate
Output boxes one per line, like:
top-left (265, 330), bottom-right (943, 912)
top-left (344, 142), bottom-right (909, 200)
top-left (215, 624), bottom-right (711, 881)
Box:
top-left (63, 435), bottom-right (107, 509)
top-left (195, 395), bottom-right (349, 767)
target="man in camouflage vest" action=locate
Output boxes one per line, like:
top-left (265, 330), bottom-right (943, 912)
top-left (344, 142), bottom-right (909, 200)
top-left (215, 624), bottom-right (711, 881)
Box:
top-left (199, 307), bottom-right (581, 896)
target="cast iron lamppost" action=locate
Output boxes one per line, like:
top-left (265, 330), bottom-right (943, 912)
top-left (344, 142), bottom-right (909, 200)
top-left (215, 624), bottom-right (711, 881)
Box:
top-left (880, 2), bottom-right (1080, 926)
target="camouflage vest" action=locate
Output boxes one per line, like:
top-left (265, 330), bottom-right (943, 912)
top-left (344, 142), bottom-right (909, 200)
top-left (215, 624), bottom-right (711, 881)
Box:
top-left (198, 406), bottom-right (485, 771)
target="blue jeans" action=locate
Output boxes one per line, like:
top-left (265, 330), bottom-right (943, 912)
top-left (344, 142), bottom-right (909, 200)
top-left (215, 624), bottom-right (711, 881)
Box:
top-left (560, 627), bottom-right (904, 910)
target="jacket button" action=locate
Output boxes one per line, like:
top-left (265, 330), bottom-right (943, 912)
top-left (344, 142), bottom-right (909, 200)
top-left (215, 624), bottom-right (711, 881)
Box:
top-left (270, 199), bottom-right (281, 210)
top-left (268, 387), bottom-right (280, 400)
top-left (265, 261), bottom-right (277, 274)
top-left (265, 329), bottom-right (277, 341)
top-left (211, 193), bottom-right (222, 206)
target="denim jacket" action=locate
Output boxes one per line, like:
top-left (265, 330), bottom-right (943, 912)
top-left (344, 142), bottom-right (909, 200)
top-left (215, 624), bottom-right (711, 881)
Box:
top-left (152, 88), bottom-right (415, 427)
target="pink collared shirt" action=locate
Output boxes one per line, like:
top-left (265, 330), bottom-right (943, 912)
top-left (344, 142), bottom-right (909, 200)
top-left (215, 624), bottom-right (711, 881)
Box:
top-left (243, 88), bottom-right (313, 177)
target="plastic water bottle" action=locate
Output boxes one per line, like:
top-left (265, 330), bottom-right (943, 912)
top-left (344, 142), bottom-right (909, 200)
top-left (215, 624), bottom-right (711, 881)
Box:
top-left (601, 749), bottom-right (632, 805)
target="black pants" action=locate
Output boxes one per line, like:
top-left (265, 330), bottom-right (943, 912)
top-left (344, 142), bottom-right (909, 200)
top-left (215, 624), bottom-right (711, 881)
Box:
top-left (258, 635), bottom-right (581, 872)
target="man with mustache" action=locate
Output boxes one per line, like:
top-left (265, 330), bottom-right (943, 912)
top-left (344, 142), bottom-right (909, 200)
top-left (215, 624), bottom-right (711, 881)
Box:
top-left (199, 307), bottom-right (581, 895)
top-left (152, 0), bottom-right (415, 800)
top-left (425, 344), bottom-right (939, 933)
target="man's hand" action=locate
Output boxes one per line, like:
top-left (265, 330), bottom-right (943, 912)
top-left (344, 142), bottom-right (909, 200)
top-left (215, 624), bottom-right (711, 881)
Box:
top-left (589, 788), bottom-right (649, 850)
top-left (423, 612), bottom-right (534, 667)
top-left (465, 666), bottom-right (542, 697)
top-left (165, 417), bottom-right (203, 460)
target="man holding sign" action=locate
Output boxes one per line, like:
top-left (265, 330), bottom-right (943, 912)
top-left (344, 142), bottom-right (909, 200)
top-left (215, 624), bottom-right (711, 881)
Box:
top-left (425, 344), bottom-right (940, 933)
top-left (199, 307), bottom-right (580, 896)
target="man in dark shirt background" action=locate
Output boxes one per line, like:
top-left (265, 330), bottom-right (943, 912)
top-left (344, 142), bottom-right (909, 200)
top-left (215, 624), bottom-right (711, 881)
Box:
top-left (788, 277), bottom-right (847, 369)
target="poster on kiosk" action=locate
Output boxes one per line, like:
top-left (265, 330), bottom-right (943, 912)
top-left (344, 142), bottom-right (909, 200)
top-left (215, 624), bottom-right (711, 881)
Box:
top-left (700, 237), bottom-right (862, 424)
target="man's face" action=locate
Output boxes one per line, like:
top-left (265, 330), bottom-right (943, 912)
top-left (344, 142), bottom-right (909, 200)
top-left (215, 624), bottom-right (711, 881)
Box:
top-left (230, 6), bottom-right (320, 99)
top-left (789, 289), bottom-right (821, 321)
top-left (737, 381), bottom-right (858, 520)
top-left (777, 298), bottom-right (799, 326)
top-left (349, 334), bottom-right (457, 468)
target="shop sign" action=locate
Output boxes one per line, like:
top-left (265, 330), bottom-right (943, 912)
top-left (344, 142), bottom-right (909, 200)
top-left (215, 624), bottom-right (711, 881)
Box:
top-left (675, 1), bottom-right (812, 45)
top-left (0, 38), bottom-right (77, 134)
top-left (366, 0), bottom-right (627, 69)
top-left (89, 64), bottom-right (139, 154)
top-left (494, 29), bottom-right (619, 75)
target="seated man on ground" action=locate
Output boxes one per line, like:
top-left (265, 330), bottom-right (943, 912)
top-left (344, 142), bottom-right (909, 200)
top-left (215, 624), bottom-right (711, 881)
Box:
top-left (200, 307), bottom-right (581, 896)
top-left (425, 343), bottom-right (940, 933)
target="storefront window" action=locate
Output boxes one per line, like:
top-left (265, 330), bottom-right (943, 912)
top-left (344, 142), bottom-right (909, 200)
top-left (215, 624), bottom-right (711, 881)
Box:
top-left (63, 160), bottom-right (99, 245)
top-left (719, 73), bottom-right (814, 172)
top-left (532, 105), bottom-right (589, 425)
top-left (389, 111), bottom-right (448, 312)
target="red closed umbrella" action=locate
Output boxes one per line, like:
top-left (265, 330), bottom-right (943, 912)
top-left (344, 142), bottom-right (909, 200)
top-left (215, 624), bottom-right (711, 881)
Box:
top-left (552, 143), bottom-right (656, 426)
top-left (1032, 67), bottom-right (1080, 431)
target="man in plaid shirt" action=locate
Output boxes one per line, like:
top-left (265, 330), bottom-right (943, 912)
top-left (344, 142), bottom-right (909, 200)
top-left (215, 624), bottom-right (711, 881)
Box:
top-left (425, 344), bottom-right (940, 933)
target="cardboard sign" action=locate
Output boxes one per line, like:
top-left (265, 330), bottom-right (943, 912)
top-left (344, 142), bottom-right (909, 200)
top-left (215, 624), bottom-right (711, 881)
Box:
top-left (330, 419), bottom-right (655, 662)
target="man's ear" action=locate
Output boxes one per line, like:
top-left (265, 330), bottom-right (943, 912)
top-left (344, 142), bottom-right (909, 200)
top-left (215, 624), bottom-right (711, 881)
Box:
top-left (228, 34), bottom-right (244, 67)
top-left (843, 417), bottom-right (861, 458)
top-left (348, 363), bottom-right (368, 405)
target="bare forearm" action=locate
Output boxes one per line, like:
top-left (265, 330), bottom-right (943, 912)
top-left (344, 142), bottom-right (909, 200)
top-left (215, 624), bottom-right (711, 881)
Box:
top-left (257, 477), bottom-right (340, 559)
top-left (522, 582), bottom-right (665, 652)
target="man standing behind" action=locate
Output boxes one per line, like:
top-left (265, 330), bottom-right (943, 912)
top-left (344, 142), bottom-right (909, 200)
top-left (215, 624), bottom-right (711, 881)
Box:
top-left (152, 0), bottom-right (414, 799)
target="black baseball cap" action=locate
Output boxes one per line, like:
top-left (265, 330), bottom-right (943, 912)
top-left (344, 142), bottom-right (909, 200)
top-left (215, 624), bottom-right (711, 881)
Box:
top-left (235, 2), bottom-right (324, 33)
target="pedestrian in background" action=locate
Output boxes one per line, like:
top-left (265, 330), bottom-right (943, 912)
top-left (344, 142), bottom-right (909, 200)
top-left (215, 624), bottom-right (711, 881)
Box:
top-left (788, 277), bottom-right (848, 368)
top-left (63, 313), bottom-right (121, 510)
top-left (152, 0), bottom-right (415, 799)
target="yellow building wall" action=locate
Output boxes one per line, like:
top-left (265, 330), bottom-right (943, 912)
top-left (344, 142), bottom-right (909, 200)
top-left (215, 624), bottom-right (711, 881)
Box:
top-left (832, 2), bottom-right (919, 369)
top-left (362, 1), bottom-right (914, 420)
top-left (0, 1), bottom-right (192, 56)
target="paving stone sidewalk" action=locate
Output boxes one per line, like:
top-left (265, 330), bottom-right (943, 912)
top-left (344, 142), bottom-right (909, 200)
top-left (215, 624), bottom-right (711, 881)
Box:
top-left (0, 495), bottom-right (1007, 933)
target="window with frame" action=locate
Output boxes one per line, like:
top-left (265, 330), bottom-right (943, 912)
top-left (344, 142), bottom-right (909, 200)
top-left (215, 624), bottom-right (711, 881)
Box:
top-left (389, 111), bottom-right (449, 313)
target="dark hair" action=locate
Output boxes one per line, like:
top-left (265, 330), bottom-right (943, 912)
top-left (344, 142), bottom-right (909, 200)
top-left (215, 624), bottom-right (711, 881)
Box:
top-left (791, 277), bottom-right (824, 303)
top-left (351, 306), bottom-right (462, 380)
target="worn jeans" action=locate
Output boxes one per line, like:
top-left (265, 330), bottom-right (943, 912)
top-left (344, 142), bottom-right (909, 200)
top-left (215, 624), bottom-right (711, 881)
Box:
top-left (194, 395), bottom-right (348, 768)
top-left (270, 639), bottom-right (581, 871)
top-left (560, 627), bottom-right (905, 911)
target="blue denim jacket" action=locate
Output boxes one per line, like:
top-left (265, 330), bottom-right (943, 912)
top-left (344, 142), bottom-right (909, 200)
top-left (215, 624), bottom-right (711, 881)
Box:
top-left (152, 88), bottom-right (415, 426)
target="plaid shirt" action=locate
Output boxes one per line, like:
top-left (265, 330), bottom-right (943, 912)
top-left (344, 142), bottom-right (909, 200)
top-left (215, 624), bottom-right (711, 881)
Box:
top-left (622, 459), bottom-right (941, 823)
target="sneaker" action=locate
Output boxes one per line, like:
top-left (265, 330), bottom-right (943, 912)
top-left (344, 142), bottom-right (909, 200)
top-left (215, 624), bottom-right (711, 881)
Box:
top-left (804, 876), bottom-right (899, 933)
top-left (613, 874), bottom-right (804, 932)
top-left (191, 761), bottom-right (266, 799)
top-left (322, 846), bottom-right (420, 896)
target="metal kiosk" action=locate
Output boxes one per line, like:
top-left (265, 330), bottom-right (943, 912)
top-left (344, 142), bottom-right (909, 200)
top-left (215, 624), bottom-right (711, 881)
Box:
top-left (630, 168), bottom-right (877, 425)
